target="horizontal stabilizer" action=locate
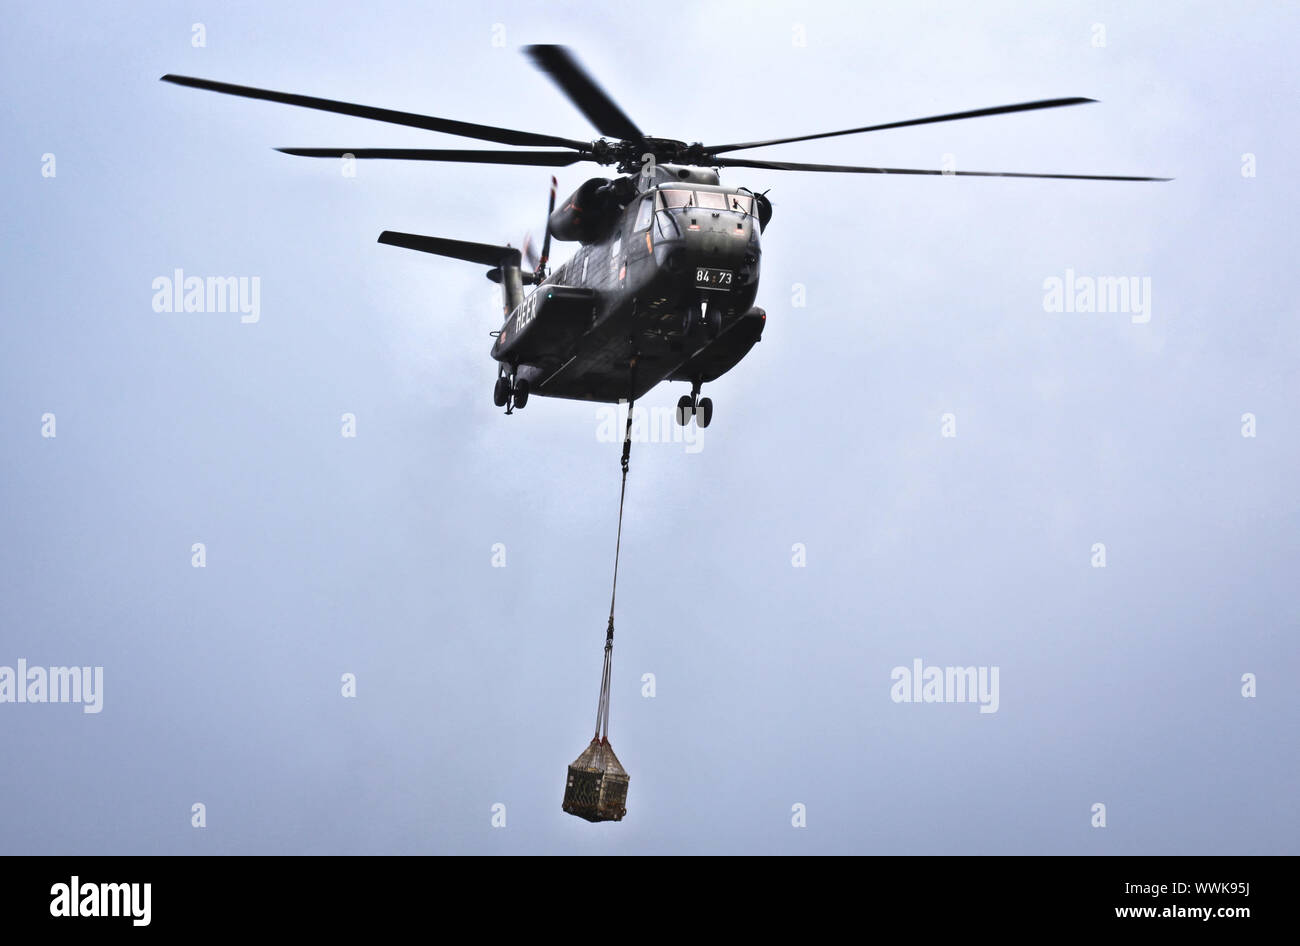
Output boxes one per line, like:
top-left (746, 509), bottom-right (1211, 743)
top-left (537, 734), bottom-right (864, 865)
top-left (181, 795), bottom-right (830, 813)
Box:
top-left (378, 231), bottom-right (521, 267)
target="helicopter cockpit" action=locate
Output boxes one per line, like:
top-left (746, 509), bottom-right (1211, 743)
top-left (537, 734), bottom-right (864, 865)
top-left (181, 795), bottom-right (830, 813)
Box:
top-left (656, 189), bottom-right (755, 215)
top-left (652, 188), bottom-right (758, 239)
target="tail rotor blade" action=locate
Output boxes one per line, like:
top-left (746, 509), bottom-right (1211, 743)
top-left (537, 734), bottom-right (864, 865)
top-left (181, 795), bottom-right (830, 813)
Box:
top-left (538, 175), bottom-right (558, 275)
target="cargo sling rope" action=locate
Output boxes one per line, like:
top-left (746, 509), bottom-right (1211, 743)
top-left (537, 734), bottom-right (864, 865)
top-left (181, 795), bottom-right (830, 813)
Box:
top-left (596, 355), bottom-right (636, 744)
top-left (563, 354), bottom-right (636, 823)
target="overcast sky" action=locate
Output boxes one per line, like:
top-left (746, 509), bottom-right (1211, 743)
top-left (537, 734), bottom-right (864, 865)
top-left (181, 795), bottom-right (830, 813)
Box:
top-left (2, 0), bottom-right (1296, 854)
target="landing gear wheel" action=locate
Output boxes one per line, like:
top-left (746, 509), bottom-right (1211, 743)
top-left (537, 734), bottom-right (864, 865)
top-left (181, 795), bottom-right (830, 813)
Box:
top-left (705, 305), bottom-right (721, 339)
top-left (513, 378), bottom-right (530, 409)
top-left (697, 397), bottom-right (713, 428)
top-left (676, 394), bottom-right (694, 426)
top-left (493, 377), bottom-right (511, 408)
top-left (681, 307), bottom-right (695, 335)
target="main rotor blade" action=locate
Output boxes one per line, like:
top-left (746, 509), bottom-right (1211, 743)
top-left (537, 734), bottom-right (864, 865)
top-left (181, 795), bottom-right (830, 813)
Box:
top-left (161, 74), bottom-right (587, 149)
top-left (523, 45), bottom-right (643, 142)
top-left (705, 98), bottom-right (1098, 154)
top-left (713, 156), bottom-right (1171, 182)
top-left (276, 147), bottom-right (587, 167)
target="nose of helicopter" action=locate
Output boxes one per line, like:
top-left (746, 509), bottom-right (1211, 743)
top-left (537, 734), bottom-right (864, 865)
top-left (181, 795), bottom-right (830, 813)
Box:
top-left (665, 210), bottom-right (756, 275)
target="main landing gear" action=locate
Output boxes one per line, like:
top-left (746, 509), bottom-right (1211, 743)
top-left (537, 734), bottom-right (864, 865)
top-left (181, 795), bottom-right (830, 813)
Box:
top-left (675, 379), bottom-right (713, 428)
top-left (494, 369), bottom-right (529, 414)
top-left (681, 299), bottom-right (722, 340)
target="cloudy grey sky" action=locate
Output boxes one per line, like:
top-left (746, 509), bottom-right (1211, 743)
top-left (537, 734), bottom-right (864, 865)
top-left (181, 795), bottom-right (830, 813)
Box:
top-left (2, 0), bottom-right (1296, 854)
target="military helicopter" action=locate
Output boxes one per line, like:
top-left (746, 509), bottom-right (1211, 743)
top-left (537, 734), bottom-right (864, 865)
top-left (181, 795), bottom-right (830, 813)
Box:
top-left (162, 45), bottom-right (1167, 426)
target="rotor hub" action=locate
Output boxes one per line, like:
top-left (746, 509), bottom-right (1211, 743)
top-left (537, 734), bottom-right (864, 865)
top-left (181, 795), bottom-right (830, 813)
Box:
top-left (602, 137), bottom-right (696, 174)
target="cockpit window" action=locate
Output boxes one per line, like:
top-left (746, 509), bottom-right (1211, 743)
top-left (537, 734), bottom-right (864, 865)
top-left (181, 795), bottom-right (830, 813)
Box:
top-left (727, 194), bottom-right (754, 215)
top-left (658, 189), bottom-right (695, 209)
top-left (658, 188), bottom-right (753, 213)
top-left (633, 195), bottom-right (654, 230)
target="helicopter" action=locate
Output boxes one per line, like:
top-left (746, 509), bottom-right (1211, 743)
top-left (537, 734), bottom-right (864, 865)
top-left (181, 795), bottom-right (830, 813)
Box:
top-left (162, 45), bottom-right (1168, 426)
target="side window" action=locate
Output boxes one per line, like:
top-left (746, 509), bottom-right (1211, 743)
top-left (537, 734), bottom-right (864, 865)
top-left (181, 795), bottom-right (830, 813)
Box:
top-left (633, 195), bottom-right (654, 231)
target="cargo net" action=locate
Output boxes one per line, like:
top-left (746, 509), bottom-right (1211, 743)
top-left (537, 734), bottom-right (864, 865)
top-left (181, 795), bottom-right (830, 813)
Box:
top-left (562, 383), bottom-right (636, 824)
top-left (562, 728), bottom-right (629, 823)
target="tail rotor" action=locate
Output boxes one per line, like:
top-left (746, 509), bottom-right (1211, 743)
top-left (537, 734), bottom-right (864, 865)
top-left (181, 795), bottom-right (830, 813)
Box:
top-left (536, 175), bottom-right (557, 281)
top-left (520, 175), bottom-right (560, 283)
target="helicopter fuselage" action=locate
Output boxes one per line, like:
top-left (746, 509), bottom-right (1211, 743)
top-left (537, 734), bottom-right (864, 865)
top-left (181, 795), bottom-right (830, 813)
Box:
top-left (491, 175), bottom-right (766, 404)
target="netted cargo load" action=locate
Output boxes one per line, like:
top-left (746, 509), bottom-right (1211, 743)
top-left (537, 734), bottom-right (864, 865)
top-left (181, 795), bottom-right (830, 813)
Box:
top-left (562, 614), bottom-right (630, 822)
top-left (562, 736), bottom-right (628, 822)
